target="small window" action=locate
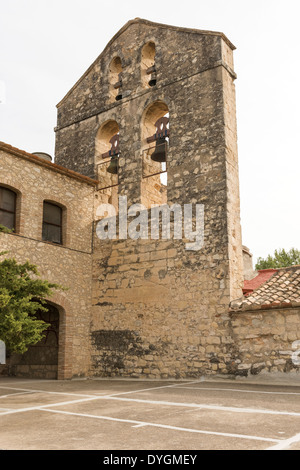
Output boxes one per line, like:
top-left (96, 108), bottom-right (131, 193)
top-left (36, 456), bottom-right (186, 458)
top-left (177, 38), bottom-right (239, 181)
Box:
top-left (0, 187), bottom-right (16, 231)
top-left (42, 202), bottom-right (63, 244)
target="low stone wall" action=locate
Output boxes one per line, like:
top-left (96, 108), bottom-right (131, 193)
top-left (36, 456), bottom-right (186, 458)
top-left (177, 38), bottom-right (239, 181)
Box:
top-left (230, 307), bottom-right (300, 376)
top-left (0, 363), bottom-right (9, 376)
top-left (9, 364), bottom-right (58, 380)
top-left (0, 361), bottom-right (57, 379)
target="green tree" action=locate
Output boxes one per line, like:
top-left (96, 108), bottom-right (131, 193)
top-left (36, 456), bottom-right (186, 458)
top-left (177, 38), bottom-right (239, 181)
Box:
top-left (255, 248), bottom-right (300, 270)
top-left (0, 251), bottom-right (61, 354)
top-left (0, 224), bottom-right (13, 234)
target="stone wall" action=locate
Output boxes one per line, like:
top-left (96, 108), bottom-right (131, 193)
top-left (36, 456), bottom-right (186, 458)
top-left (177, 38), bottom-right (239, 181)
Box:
top-left (74, 19), bottom-right (245, 379)
top-left (242, 245), bottom-right (257, 281)
top-left (91, 222), bottom-right (241, 378)
top-left (55, 19), bottom-right (236, 180)
top-left (1, 20), bottom-right (249, 381)
top-left (229, 308), bottom-right (300, 376)
top-left (0, 146), bottom-right (96, 379)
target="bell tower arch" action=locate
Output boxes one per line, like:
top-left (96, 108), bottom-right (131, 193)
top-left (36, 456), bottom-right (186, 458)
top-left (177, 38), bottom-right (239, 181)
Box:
top-left (140, 101), bottom-right (169, 208)
top-left (55, 19), bottom-right (244, 378)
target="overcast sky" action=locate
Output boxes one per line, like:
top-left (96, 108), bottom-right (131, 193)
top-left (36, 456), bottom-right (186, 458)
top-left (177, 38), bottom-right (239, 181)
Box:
top-left (0, 0), bottom-right (299, 264)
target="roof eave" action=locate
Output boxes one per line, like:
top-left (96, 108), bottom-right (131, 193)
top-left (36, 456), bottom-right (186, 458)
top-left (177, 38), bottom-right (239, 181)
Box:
top-left (0, 141), bottom-right (98, 186)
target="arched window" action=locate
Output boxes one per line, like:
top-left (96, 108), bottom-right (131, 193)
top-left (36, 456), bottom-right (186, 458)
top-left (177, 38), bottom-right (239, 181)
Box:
top-left (109, 56), bottom-right (123, 102)
top-left (95, 120), bottom-right (120, 205)
top-left (95, 120), bottom-right (120, 163)
top-left (141, 42), bottom-right (156, 88)
top-left (0, 186), bottom-right (17, 231)
top-left (42, 201), bottom-right (63, 244)
top-left (141, 101), bottom-right (169, 208)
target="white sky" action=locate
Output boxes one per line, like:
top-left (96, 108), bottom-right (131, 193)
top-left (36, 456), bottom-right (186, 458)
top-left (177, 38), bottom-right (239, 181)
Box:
top-left (0, 0), bottom-right (299, 264)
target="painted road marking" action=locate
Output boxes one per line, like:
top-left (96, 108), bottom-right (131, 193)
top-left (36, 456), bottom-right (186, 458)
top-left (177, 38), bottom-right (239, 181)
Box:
top-left (0, 396), bottom-right (104, 416)
top-left (175, 386), bottom-right (300, 396)
top-left (0, 380), bottom-right (204, 404)
top-left (1, 380), bottom-right (299, 449)
top-left (103, 380), bottom-right (204, 397)
top-left (102, 396), bottom-right (300, 417)
top-left (1, 384), bottom-right (300, 418)
top-left (0, 381), bottom-right (205, 416)
top-left (0, 391), bottom-right (37, 399)
top-left (0, 386), bottom-right (100, 398)
top-left (266, 432), bottom-right (300, 450)
top-left (40, 408), bottom-right (281, 444)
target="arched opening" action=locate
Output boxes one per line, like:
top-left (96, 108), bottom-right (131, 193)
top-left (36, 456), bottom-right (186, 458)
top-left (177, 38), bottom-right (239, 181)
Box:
top-left (141, 101), bottom-right (169, 208)
top-left (10, 303), bottom-right (60, 379)
top-left (141, 42), bottom-right (156, 88)
top-left (95, 120), bottom-right (119, 161)
top-left (109, 56), bottom-right (123, 102)
top-left (95, 120), bottom-right (120, 208)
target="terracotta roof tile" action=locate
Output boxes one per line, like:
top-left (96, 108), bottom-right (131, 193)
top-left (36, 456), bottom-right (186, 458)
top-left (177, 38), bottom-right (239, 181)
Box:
top-left (231, 266), bottom-right (300, 312)
top-left (243, 269), bottom-right (277, 295)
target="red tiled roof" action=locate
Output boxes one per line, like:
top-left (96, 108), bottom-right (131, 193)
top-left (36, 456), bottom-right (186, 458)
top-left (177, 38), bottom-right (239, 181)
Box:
top-left (243, 269), bottom-right (278, 295)
top-left (231, 265), bottom-right (300, 312)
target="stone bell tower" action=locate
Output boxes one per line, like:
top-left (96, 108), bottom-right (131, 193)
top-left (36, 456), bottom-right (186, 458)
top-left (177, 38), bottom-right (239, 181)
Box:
top-left (55, 18), bottom-right (244, 378)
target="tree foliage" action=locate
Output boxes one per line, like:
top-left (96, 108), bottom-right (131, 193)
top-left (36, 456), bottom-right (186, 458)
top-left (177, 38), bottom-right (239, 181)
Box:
top-left (0, 224), bottom-right (12, 234)
top-left (255, 248), bottom-right (300, 270)
top-left (0, 251), bottom-right (61, 354)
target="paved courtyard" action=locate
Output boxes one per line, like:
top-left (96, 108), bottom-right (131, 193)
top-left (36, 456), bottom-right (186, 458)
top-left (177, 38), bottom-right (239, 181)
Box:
top-left (0, 376), bottom-right (300, 450)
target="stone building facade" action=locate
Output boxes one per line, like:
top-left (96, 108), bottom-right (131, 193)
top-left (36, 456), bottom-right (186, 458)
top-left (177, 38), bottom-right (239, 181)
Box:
top-left (0, 19), bottom-right (299, 380)
top-left (0, 142), bottom-right (96, 379)
top-left (230, 266), bottom-right (300, 376)
top-left (55, 18), bottom-right (244, 378)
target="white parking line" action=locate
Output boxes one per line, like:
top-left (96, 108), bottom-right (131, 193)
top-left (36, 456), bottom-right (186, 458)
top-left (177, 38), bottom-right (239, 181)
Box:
top-left (0, 396), bottom-right (103, 416)
top-left (0, 391), bottom-right (35, 399)
top-left (1, 383), bottom-right (300, 419)
top-left (0, 381), bottom-right (204, 416)
top-left (175, 386), bottom-right (300, 396)
top-left (40, 408), bottom-right (281, 444)
top-left (102, 396), bottom-right (300, 417)
top-left (0, 380), bottom-right (202, 402)
top-left (0, 386), bottom-right (99, 398)
top-left (96, 380), bottom-right (204, 397)
top-left (266, 432), bottom-right (300, 450)
top-left (1, 380), bottom-right (298, 449)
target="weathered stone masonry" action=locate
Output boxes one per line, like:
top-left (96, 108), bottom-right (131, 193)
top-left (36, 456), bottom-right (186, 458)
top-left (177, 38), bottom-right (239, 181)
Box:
top-left (0, 143), bottom-right (96, 379)
top-left (229, 266), bottom-right (300, 376)
top-left (55, 18), bottom-right (244, 378)
top-left (230, 307), bottom-right (300, 376)
top-left (1, 19), bottom-right (299, 380)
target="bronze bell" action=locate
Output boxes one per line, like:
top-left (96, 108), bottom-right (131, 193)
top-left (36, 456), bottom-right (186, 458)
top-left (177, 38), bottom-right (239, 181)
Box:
top-left (107, 154), bottom-right (118, 174)
top-left (115, 73), bottom-right (122, 101)
top-left (151, 136), bottom-right (167, 162)
top-left (146, 65), bottom-right (156, 87)
top-left (148, 71), bottom-right (157, 87)
top-left (115, 90), bottom-right (122, 101)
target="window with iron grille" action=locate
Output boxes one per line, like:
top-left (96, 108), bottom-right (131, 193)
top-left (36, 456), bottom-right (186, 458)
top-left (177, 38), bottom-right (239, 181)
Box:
top-left (42, 201), bottom-right (63, 244)
top-left (0, 187), bottom-right (16, 231)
